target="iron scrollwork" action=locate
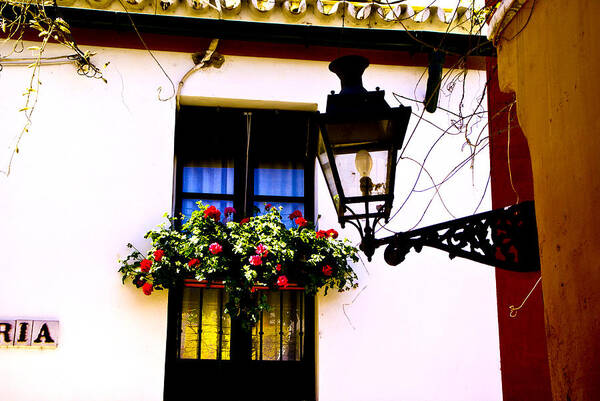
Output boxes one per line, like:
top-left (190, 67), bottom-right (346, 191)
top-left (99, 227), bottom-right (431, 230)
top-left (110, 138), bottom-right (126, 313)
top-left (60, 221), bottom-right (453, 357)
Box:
top-left (379, 201), bottom-right (540, 272)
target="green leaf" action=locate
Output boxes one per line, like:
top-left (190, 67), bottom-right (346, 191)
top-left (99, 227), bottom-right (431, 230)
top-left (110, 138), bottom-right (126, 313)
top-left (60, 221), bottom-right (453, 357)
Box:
top-left (117, 200), bottom-right (359, 325)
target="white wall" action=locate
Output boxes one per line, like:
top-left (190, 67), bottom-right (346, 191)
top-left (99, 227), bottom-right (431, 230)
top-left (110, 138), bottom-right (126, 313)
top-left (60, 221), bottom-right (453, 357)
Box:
top-left (0, 44), bottom-right (500, 400)
top-left (0, 44), bottom-right (175, 401)
top-left (314, 62), bottom-right (500, 401)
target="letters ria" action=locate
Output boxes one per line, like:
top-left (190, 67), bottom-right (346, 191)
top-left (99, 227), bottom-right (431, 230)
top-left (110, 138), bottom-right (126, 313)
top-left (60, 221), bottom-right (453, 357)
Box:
top-left (0, 320), bottom-right (59, 348)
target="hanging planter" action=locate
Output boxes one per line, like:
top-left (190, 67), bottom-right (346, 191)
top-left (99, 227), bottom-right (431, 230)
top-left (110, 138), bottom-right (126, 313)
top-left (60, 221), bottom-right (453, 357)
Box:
top-left (119, 202), bottom-right (359, 326)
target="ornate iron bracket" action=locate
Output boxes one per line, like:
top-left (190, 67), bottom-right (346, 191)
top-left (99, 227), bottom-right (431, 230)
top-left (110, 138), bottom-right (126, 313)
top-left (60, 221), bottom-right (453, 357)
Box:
top-left (362, 201), bottom-right (540, 272)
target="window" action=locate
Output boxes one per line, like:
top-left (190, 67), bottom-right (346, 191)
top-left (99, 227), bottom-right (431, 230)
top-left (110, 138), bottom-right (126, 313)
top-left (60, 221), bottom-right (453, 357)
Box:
top-left (164, 107), bottom-right (317, 401)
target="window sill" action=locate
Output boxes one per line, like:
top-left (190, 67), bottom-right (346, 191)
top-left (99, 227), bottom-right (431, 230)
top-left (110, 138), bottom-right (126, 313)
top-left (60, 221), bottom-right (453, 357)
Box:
top-left (183, 279), bottom-right (305, 291)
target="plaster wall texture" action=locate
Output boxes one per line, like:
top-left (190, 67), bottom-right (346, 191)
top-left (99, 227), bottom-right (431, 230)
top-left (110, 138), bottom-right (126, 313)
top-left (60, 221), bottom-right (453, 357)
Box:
top-left (496, 0), bottom-right (600, 400)
top-left (487, 62), bottom-right (551, 401)
top-left (1, 44), bottom-right (499, 401)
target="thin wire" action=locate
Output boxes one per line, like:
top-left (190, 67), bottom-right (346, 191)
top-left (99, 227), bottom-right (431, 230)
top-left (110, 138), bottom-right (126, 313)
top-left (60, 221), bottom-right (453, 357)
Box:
top-left (390, 108), bottom-right (486, 228)
top-left (393, 131), bottom-right (447, 223)
top-left (473, 173), bottom-right (490, 214)
top-left (398, 156), bottom-right (456, 219)
top-left (507, 101), bottom-right (520, 204)
top-left (117, 0), bottom-right (176, 101)
top-left (404, 109), bottom-right (464, 136)
top-left (437, 0), bottom-right (462, 50)
top-left (495, 0), bottom-right (536, 46)
top-left (356, 252), bottom-right (370, 275)
top-left (403, 153), bottom-right (490, 232)
top-left (0, 53), bottom-right (79, 61)
top-left (414, 141), bottom-right (489, 193)
top-left (407, 188), bottom-right (437, 231)
top-left (398, 106), bottom-right (426, 160)
top-left (243, 112), bottom-right (252, 216)
top-left (385, 69), bottom-right (494, 230)
top-left (0, 59), bottom-right (73, 66)
top-left (363, 2), bottom-right (494, 238)
top-left (509, 276), bottom-right (542, 318)
top-left (336, 0), bottom-right (346, 59)
top-left (381, 136), bottom-right (489, 233)
top-left (342, 284), bottom-right (368, 330)
top-left (398, 52), bottom-right (490, 166)
top-left (382, 132), bottom-right (482, 233)
top-left (393, 93), bottom-right (488, 120)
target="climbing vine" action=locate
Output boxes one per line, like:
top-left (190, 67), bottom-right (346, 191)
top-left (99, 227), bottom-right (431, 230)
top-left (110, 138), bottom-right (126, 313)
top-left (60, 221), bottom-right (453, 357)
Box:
top-left (0, 0), bottom-right (106, 175)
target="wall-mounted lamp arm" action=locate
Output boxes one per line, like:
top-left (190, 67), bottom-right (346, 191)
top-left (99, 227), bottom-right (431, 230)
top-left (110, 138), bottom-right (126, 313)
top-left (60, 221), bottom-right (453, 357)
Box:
top-left (362, 201), bottom-right (540, 272)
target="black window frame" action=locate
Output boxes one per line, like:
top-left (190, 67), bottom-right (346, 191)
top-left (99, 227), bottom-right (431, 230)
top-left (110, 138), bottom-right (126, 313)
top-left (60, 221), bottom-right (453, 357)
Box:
top-left (164, 106), bottom-right (318, 401)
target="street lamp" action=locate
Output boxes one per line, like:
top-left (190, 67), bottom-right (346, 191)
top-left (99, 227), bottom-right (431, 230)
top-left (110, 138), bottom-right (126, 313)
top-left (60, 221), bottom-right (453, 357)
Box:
top-left (317, 55), bottom-right (540, 272)
top-left (317, 55), bottom-right (411, 259)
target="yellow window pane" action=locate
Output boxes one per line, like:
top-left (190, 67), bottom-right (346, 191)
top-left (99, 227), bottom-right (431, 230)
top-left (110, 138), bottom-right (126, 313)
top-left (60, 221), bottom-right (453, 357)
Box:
top-left (252, 291), bottom-right (304, 361)
top-left (180, 287), bottom-right (230, 360)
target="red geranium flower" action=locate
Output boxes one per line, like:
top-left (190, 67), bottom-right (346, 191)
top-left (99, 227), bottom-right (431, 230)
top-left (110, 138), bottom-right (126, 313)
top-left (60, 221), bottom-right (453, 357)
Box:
top-left (255, 244), bottom-right (268, 256)
top-left (140, 259), bottom-right (152, 273)
top-left (288, 210), bottom-right (303, 220)
top-left (295, 217), bottom-right (307, 227)
top-left (265, 203), bottom-right (272, 211)
top-left (249, 255), bottom-right (262, 266)
top-left (322, 265), bottom-right (333, 276)
top-left (204, 206), bottom-right (221, 222)
top-left (326, 229), bottom-right (339, 239)
top-left (142, 282), bottom-right (153, 295)
top-left (240, 217), bottom-right (251, 225)
top-left (224, 207), bottom-right (236, 217)
top-left (188, 258), bottom-right (200, 267)
top-left (276, 264), bottom-right (282, 272)
top-left (153, 249), bottom-right (164, 262)
top-left (315, 230), bottom-right (327, 238)
top-left (209, 242), bottom-right (223, 255)
top-left (277, 275), bottom-right (289, 288)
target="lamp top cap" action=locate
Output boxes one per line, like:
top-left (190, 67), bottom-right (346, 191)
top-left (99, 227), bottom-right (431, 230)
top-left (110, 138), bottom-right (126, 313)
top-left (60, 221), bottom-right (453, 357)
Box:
top-left (328, 55), bottom-right (370, 74)
top-left (329, 55), bottom-right (370, 95)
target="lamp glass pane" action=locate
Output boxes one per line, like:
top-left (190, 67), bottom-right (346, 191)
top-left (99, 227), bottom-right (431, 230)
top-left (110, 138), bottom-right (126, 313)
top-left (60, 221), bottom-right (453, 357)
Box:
top-left (334, 150), bottom-right (390, 198)
top-left (341, 202), bottom-right (389, 220)
top-left (317, 133), bottom-right (340, 209)
top-left (326, 120), bottom-right (392, 146)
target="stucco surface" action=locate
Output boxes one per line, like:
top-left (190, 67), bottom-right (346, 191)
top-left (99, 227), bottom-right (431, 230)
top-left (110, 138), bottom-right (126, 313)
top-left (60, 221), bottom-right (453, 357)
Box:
top-left (1, 45), bottom-right (499, 400)
top-left (496, 1), bottom-right (600, 399)
top-left (487, 60), bottom-right (551, 401)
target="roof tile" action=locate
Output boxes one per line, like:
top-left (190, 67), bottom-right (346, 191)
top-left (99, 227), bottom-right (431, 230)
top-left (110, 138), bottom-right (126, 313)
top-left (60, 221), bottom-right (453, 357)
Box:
top-left (56, 0), bottom-right (486, 34)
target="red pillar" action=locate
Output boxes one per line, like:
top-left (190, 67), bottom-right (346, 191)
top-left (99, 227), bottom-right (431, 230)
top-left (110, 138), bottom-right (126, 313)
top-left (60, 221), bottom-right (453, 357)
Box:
top-left (487, 58), bottom-right (552, 401)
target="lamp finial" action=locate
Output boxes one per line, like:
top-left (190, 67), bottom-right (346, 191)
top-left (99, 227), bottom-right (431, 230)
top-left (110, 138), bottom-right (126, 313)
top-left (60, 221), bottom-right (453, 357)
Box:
top-left (329, 55), bottom-right (369, 95)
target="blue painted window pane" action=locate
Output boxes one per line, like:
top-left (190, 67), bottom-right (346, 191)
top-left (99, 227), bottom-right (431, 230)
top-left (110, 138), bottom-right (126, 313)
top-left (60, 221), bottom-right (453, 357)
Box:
top-left (183, 165), bottom-right (234, 194)
top-left (181, 199), bottom-right (233, 223)
top-left (254, 168), bottom-right (304, 197)
top-left (254, 201), bottom-right (305, 229)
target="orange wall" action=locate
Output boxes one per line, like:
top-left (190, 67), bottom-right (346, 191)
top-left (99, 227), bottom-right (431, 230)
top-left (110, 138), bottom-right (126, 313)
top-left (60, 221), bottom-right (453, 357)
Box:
top-left (496, 1), bottom-right (600, 399)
